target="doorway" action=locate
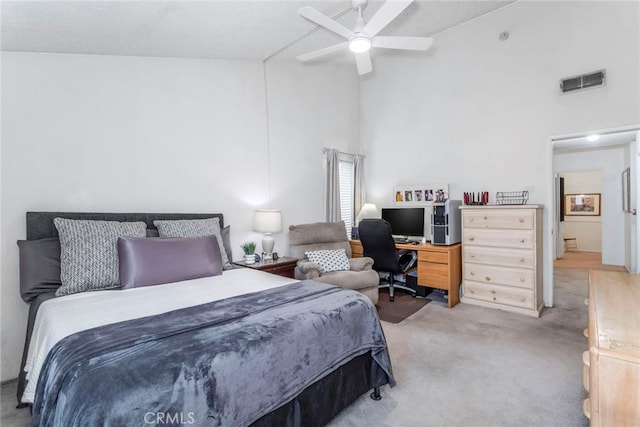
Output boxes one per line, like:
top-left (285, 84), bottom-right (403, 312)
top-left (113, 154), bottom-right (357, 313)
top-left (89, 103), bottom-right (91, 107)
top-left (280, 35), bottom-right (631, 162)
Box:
top-left (557, 170), bottom-right (603, 259)
top-left (546, 125), bottom-right (639, 306)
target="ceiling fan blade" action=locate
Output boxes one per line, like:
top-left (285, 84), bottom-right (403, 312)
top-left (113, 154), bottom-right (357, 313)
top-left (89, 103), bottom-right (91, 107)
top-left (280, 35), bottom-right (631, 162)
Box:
top-left (355, 51), bottom-right (373, 75)
top-left (298, 6), bottom-right (353, 39)
top-left (372, 36), bottom-right (433, 51)
top-left (362, 0), bottom-right (414, 38)
top-left (297, 42), bottom-right (349, 61)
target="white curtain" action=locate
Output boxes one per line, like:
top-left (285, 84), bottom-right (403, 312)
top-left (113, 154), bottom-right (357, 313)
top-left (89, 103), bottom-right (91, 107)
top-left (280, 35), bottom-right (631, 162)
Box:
top-left (323, 148), bottom-right (341, 222)
top-left (353, 154), bottom-right (366, 221)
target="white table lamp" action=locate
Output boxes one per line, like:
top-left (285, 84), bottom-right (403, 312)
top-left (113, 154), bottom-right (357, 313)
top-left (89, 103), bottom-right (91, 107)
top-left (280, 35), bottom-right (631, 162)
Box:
top-left (356, 203), bottom-right (379, 224)
top-left (253, 209), bottom-right (282, 260)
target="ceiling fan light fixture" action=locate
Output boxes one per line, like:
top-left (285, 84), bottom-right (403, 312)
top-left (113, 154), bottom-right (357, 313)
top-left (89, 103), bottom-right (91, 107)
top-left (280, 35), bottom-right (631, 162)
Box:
top-left (349, 35), bottom-right (371, 53)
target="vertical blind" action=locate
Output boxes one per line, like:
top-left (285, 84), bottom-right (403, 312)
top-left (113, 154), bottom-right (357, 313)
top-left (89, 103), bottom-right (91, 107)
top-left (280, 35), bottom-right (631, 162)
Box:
top-left (339, 159), bottom-right (354, 236)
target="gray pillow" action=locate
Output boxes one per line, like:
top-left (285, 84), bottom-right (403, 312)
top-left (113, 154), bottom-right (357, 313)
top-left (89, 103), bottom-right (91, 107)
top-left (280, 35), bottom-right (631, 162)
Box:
top-left (118, 236), bottom-right (223, 289)
top-left (221, 225), bottom-right (232, 263)
top-left (148, 226), bottom-right (231, 259)
top-left (54, 218), bottom-right (147, 296)
top-left (17, 238), bottom-right (62, 302)
top-left (153, 218), bottom-right (231, 269)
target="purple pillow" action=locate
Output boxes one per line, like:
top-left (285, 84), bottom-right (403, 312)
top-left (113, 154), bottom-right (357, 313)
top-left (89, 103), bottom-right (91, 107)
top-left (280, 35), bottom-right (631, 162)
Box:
top-left (118, 236), bottom-right (223, 289)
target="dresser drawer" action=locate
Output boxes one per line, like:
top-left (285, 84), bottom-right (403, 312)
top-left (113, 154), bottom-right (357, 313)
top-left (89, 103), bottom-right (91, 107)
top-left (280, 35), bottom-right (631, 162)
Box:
top-left (463, 229), bottom-right (534, 250)
top-left (463, 209), bottom-right (534, 229)
top-left (463, 212), bottom-right (488, 228)
top-left (583, 365), bottom-right (589, 392)
top-left (418, 250), bottom-right (448, 264)
top-left (464, 263), bottom-right (534, 289)
top-left (582, 351), bottom-right (590, 392)
top-left (464, 281), bottom-right (535, 309)
top-left (486, 210), bottom-right (534, 229)
top-left (464, 246), bottom-right (534, 269)
top-left (417, 262), bottom-right (449, 289)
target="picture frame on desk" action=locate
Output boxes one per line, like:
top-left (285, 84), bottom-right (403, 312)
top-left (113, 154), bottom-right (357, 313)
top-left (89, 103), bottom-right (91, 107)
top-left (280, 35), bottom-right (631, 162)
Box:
top-left (394, 184), bottom-right (449, 206)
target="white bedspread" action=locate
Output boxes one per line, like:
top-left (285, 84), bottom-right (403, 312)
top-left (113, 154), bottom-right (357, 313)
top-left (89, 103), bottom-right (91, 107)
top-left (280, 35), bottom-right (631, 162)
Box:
top-left (22, 268), bottom-right (298, 403)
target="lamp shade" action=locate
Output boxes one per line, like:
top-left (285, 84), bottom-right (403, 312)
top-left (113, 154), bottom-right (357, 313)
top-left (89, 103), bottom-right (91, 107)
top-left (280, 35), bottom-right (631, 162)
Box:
top-left (253, 209), bottom-right (282, 234)
top-left (356, 203), bottom-right (379, 222)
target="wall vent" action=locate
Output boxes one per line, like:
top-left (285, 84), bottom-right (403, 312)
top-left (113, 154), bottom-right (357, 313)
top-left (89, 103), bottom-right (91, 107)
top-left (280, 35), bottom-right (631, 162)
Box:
top-left (560, 70), bottom-right (605, 93)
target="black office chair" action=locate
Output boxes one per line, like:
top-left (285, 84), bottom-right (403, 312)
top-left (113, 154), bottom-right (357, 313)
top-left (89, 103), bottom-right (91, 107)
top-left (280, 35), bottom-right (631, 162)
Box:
top-left (358, 218), bottom-right (416, 302)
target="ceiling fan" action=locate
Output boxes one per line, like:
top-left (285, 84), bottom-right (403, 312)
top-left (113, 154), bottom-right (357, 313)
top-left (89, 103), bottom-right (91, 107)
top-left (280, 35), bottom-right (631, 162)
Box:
top-left (296, 0), bottom-right (433, 75)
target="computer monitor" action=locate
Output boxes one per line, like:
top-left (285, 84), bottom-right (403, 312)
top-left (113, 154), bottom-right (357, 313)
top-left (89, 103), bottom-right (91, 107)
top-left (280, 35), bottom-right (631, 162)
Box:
top-left (381, 207), bottom-right (425, 238)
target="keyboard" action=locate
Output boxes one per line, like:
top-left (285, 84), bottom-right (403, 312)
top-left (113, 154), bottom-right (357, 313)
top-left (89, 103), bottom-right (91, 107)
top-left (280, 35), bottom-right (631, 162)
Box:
top-left (393, 237), bottom-right (408, 243)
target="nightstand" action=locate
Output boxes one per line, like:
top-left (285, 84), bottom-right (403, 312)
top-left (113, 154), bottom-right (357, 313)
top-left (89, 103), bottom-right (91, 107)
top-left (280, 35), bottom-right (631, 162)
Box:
top-left (232, 256), bottom-right (298, 279)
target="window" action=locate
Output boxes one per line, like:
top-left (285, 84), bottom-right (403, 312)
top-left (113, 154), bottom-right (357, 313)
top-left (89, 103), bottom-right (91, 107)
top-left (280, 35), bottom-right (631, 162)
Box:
top-left (339, 159), bottom-right (354, 236)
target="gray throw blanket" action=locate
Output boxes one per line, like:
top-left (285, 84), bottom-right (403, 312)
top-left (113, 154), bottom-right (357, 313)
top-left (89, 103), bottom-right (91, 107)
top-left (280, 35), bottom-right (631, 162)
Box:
top-left (32, 280), bottom-right (394, 426)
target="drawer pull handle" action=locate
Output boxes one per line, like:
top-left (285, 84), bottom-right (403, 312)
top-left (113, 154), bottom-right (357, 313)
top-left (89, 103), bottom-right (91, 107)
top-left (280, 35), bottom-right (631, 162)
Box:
top-left (469, 218), bottom-right (474, 222)
top-left (469, 236), bottom-right (475, 241)
top-left (485, 276), bottom-right (491, 282)
top-left (519, 218), bottom-right (524, 223)
top-left (492, 297), bottom-right (496, 301)
top-left (483, 216), bottom-right (487, 220)
top-left (520, 277), bottom-right (525, 282)
top-left (520, 238), bottom-right (525, 243)
top-left (470, 271), bottom-right (475, 276)
top-left (519, 258), bottom-right (525, 262)
top-left (470, 254), bottom-right (476, 258)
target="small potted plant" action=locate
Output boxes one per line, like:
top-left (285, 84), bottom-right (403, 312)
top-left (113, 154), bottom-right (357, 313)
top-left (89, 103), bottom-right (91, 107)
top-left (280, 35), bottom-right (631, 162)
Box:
top-left (241, 241), bottom-right (257, 265)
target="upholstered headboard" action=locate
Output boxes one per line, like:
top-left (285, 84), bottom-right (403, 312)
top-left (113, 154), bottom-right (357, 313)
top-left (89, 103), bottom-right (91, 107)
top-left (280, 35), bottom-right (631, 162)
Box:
top-left (26, 212), bottom-right (224, 240)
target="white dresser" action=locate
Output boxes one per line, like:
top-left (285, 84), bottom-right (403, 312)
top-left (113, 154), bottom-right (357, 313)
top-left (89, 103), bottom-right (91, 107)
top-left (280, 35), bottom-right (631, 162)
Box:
top-left (460, 205), bottom-right (544, 317)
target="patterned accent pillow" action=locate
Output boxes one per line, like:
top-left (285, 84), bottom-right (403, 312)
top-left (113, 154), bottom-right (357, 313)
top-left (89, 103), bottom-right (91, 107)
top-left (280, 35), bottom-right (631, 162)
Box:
top-left (153, 218), bottom-right (231, 269)
top-left (53, 218), bottom-right (147, 296)
top-left (305, 249), bottom-right (351, 273)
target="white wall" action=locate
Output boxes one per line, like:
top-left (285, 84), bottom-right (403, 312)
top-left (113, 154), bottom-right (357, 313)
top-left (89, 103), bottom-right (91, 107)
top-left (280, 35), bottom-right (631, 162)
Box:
top-left (561, 171), bottom-right (602, 252)
top-left (360, 1), bottom-right (640, 304)
top-left (555, 148), bottom-right (625, 264)
top-left (0, 52), bottom-right (359, 381)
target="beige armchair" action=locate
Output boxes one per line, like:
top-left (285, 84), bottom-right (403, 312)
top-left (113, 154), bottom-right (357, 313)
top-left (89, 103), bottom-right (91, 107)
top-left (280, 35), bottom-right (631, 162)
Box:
top-left (288, 221), bottom-right (379, 305)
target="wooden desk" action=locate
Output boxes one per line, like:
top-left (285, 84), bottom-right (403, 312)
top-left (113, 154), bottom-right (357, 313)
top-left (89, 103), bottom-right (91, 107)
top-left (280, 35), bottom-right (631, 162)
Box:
top-left (350, 240), bottom-right (462, 308)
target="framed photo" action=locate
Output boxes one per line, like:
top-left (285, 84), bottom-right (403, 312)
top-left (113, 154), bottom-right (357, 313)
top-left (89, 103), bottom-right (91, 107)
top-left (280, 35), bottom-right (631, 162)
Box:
top-left (622, 167), bottom-right (631, 213)
top-left (394, 184), bottom-right (449, 206)
top-left (564, 193), bottom-right (601, 216)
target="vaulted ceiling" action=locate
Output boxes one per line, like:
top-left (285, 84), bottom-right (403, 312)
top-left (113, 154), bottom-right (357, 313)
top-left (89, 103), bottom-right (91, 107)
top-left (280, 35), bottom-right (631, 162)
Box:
top-left (2, 1), bottom-right (512, 62)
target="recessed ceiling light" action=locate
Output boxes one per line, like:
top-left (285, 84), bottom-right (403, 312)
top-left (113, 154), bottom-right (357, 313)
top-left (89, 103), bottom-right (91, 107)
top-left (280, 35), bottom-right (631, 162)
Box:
top-left (587, 134), bottom-right (600, 142)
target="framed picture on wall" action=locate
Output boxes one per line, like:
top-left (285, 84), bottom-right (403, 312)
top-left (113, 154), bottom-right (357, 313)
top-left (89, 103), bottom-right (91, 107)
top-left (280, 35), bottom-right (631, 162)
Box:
top-left (564, 193), bottom-right (601, 216)
top-left (394, 184), bottom-right (449, 206)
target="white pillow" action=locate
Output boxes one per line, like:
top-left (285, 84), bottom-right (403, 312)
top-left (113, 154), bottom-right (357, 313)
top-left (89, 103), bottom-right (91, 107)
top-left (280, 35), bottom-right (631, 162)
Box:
top-left (305, 249), bottom-right (350, 273)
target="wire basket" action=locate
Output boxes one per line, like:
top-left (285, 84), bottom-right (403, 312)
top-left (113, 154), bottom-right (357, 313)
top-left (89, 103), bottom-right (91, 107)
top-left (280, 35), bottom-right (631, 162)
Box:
top-left (496, 191), bottom-right (529, 205)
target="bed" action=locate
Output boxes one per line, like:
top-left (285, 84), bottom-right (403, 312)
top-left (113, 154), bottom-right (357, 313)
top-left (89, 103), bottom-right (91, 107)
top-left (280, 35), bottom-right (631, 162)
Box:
top-left (17, 212), bottom-right (394, 426)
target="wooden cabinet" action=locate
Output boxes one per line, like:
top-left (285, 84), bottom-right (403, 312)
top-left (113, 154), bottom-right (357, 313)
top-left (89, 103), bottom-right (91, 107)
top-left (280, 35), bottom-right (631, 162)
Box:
top-left (583, 270), bottom-right (640, 426)
top-left (232, 256), bottom-right (298, 278)
top-left (349, 240), bottom-right (461, 308)
top-left (460, 205), bottom-right (544, 317)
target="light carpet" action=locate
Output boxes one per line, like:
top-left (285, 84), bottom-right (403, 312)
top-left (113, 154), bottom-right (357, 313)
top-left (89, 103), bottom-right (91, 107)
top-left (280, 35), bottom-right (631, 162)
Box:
top-left (329, 268), bottom-right (589, 427)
